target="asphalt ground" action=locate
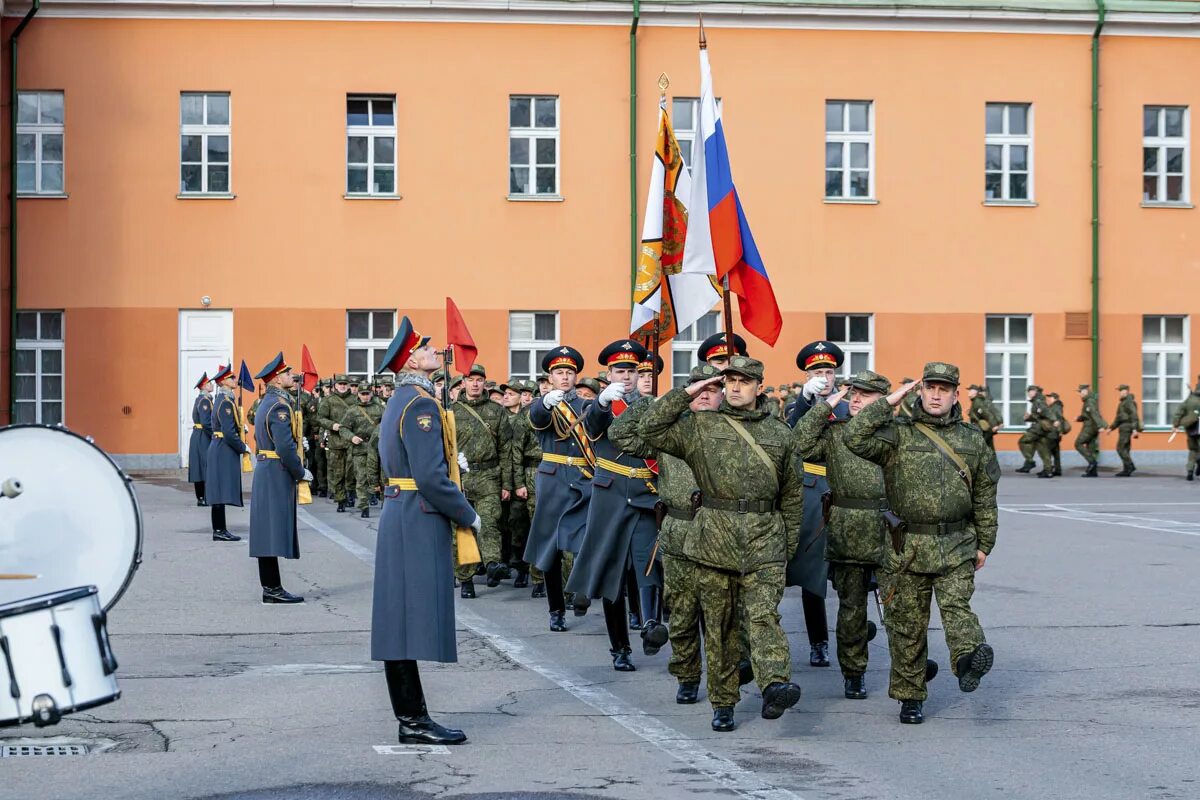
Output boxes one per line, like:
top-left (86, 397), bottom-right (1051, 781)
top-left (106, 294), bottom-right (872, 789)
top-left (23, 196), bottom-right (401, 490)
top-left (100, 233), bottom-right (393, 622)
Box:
top-left (2, 464), bottom-right (1198, 800)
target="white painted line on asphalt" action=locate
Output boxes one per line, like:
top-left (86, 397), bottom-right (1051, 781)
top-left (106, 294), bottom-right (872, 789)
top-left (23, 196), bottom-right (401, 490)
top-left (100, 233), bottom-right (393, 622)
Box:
top-left (241, 663), bottom-right (377, 677)
top-left (373, 744), bottom-right (450, 755)
top-left (1001, 504), bottom-right (1200, 537)
top-left (300, 508), bottom-right (805, 800)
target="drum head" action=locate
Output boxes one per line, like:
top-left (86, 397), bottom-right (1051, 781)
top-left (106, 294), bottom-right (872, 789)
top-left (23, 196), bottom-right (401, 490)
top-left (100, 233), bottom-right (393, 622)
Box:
top-left (0, 425), bottom-right (142, 611)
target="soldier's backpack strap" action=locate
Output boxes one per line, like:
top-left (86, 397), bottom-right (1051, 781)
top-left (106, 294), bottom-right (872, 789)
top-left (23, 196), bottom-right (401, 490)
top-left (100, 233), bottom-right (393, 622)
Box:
top-left (912, 422), bottom-right (973, 492)
top-left (721, 415), bottom-right (779, 490)
top-left (457, 400), bottom-right (488, 430)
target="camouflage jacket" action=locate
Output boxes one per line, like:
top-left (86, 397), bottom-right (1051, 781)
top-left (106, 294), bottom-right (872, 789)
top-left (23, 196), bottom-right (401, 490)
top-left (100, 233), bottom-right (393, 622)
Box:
top-left (1048, 399), bottom-right (1070, 434)
top-left (247, 395), bottom-right (263, 426)
top-left (499, 410), bottom-right (522, 491)
top-left (339, 400), bottom-right (383, 454)
top-left (451, 394), bottom-right (509, 471)
top-left (969, 395), bottom-right (1003, 432)
top-left (316, 391), bottom-right (354, 450)
top-left (299, 389), bottom-right (321, 436)
top-left (1172, 391), bottom-right (1200, 433)
top-left (1026, 392), bottom-right (1054, 433)
top-left (845, 398), bottom-right (1000, 573)
top-left (639, 388), bottom-right (803, 573)
top-left (1077, 395), bottom-right (1107, 432)
top-left (507, 406), bottom-right (542, 498)
top-left (793, 399), bottom-right (888, 565)
top-left (1112, 395), bottom-right (1143, 432)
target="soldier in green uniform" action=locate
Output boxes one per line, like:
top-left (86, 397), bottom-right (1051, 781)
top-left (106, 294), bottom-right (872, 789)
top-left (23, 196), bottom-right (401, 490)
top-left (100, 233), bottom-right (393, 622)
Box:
top-left (297, 382), bottom-right (323, 497)
top-left (1045, 392), bottom-right (1070, 476)
top-left (451, 364), bottom-right (512, 596)
top-left (317, 374), bottom-right (355, 511)
top-left (341, 384), bottom-right (384, 518)
top-left (1171, 378), bottom-right (1200, 480)
top-left (967, 385), bottom-right (1003, 452)
top-left (498, 378), bottom-right (525, 572)
top-left (1074, 384), bottom-right (1107, 477)
top-left (844, 363), bottom-right (998, 725)
top-left (507, 380), bottom-right (543, 591)
top-left (1108, 384), bottom-right (1143, 477)
top-left (1017, 385), bottom-right (1055, 477)
top-left (246, 388), bottom-right (265, 425)
top-left (639, 355), bottom-right (804, 732)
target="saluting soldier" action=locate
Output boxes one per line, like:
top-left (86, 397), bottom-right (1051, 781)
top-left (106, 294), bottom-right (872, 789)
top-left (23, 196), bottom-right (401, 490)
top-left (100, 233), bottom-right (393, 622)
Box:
top-left (844, 362), bottom-right (999, 725)
top-left (317, 375), bottom-right (355, 511)
top-left (188, 372), bottom-right (213, 507)
top-left (248, 353), bottom-right (307, 604)
top-left (205, 364), bottom-right (246, 543)
top-left (341, 383), bottom-right (384, 519)
top-left (1074, 384), bottom-right (1107, 477)
top-left (372, 317), bottom-right (480, 746)
top-left (1108, 384), bottom-right (1143, 477)
top-left (1171, 377), bottom-right (1200, 481)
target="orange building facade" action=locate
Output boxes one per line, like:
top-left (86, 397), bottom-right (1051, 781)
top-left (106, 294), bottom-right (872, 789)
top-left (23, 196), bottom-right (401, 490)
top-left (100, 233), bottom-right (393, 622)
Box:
top-left (1, 0), bottom-right (1198, 467)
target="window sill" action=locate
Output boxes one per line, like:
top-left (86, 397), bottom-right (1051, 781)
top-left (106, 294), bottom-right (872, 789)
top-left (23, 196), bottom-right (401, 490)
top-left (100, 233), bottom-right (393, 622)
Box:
top-left (508, 194), bottom-right (565, 203)
top-left (178, 192), bottom-right (236, 200)
top-left (823, 197), bottom-right (878, 205)
top-left (17, 192), bottom-right (69, 199)
top-left (1141, 201), bottom-right (1194, 209)
top-left (344, 193), bottom-right (402, 201)
top-left (983, 200), bottom-right (1038, 207)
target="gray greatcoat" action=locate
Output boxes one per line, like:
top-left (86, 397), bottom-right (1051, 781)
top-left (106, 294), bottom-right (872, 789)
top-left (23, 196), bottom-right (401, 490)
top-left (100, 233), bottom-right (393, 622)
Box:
top-left (523, 390), bottom-right (593, 572)
top-left (371, 376), bottom-right (477, 663)
top-left (188, 393), bottom-right (213, 484)
top-left (784, 393), bottom-right (847, 597)
top-left (249, 388), bottom-right (304, 559)
top-left (206, 389), bottom-right (247, 507)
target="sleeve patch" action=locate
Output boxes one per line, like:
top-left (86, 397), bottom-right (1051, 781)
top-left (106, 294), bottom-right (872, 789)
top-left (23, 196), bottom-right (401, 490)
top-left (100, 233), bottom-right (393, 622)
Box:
top-left (416, 414), bottom-right (433, 432)
top-left (985, 455), bottom-right (1002, 482)
top-left (223, 407), bottom-right (231, 416)
top-left (276, 410), bottom-right (290, 422)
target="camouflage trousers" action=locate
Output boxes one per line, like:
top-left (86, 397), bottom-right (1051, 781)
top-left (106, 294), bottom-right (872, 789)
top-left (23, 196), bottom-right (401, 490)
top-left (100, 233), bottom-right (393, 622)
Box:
top-left (881, 559), bottom-right (985, 701)
top-left (1116, 427), bottom-right (1136, 470)
top-left (696, 563), bottom-right (790, 709)
top-left (1018, 429), bottom-right (1054, 470)
top-left (830, 562), bottom-right (873, 678)
top-left (307, 438), bottom-right (326, 492)
top-left (506, 496), bottom-right (543, 581)
top-left (1188, 435), bottom-right (1200, 472)
top-left (351, 450), bottom-right (377, 511)
top-left (326, 447), bottom-right (352, 502)
top-left (455, 468), bottom-right (502, 581)
top-left (663, 554), bottom-right (702, 683)
top-left (1074, 426), bottom-right (1100, 463)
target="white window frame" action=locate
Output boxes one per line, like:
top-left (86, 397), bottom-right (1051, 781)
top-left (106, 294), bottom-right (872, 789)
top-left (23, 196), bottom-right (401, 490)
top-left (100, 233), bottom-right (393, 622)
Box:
top-left (508, 311), bottom-right (560, 381)
top-left (984, 314), bottom-right (1034, 429)
top-left (179, 92), bottom-right (231, 196)
top-left (508, 95), bottom-right (560, 199)
top-left (14, 311), bottom-right (65, 425)
top-left (1141, 314), bottom-right (1189, 429)
top-left (1143, 105), bottom-right (1190, 206)
top-left (346, 95), bottom-right (398, 198)
top-left (672, 98), bottom-right (700, 170)
top-left (16, 91), bottom-right (65, 196)
top-left (985, 102), bottom-right (1034, 203)
top-left (825, 313), bottom-right (874, 381)
top-left (824, 100), bottom-right (875, 201)
top-left (345, 309), bottom-right (397, 377)
top-left (671, 311), bottom-right (722, 388)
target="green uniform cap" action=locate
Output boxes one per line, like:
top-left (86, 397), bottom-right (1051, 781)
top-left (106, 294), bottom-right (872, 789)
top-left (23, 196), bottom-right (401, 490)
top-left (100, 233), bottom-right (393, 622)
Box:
top-left (449, 375), bottom-right (464, 390)
top-left (848, 369), bottom-right (891, 395)
top-left (431, 369), bottom-right (446, 383)
top-left (333, 373), bottom-right (350, 383)
top-left (578, 377), bottom-right (602, 394)
top-left (687, 363), bottom-right (722, 384)
top-left (467, 364), bottom-right (487, 379)
top-left (922, 362), bottom-right (960, 386)
top-left (1078, 384), bottom-right (1090, 391)
top-left (1027, 384), bottom-right (1042, 393)
top-left (1117, 384), bottom-right (1130, 390)
top-left (722, 356), bottom-right (764, 382)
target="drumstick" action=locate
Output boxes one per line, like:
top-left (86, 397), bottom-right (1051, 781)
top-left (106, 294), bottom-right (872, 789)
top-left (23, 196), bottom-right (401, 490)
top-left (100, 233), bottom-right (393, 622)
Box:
top-left (0, 574), bottom-right (38, 580)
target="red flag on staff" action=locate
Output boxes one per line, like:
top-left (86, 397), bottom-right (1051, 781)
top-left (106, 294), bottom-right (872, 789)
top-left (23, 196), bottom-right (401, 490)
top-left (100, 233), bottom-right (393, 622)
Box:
top-left (445, 297), bottom-right (478, 374)
top-left (300, 344), bottom-right (319, 392)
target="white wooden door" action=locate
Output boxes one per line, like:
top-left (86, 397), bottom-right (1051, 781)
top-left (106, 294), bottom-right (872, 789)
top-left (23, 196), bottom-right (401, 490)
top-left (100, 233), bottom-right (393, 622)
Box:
top-left (179, 310), bottom-right (233, 468)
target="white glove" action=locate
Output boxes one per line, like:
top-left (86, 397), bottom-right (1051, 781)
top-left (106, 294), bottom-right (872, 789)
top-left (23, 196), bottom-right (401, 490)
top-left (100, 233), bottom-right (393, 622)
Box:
top-left (469, 513), bottom-right (482, 534)
top-left (302, 469), bottom-right (313, 482)
top-left (302, 438), bottom-right (310, 451)
top-left (457, 452), bottom-right (470, 473)
top-left (598, 382), bottom-right (626, 407)
top-left (802, 376), bottom-right (829, 400)
top-left (542, 389), bottom-right (565, 409)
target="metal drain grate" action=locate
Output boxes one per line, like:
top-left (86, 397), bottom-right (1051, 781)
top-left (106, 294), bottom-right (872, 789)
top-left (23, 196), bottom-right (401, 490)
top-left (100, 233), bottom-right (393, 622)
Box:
top-left (2, 744), bottom-right (89, 757)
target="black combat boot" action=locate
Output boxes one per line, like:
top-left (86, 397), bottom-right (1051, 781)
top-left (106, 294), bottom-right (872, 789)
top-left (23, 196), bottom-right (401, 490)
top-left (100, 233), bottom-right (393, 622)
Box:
top-left (387, 661), bottom-right (467, 746)
top-left (628, 611), bottom-right (642, 630)
top-left (262, 587), bottom-right (304, 604)
top-left (1052, 467), bottom-right (1063, 477)
top-left (761, 681), bottom-right (801, 719)
top-left (639, 587), bottom-right (668, 656)
top-left (197, 498), bottom-right (208, 507)
top-left (1188, 468), bottom-right (1195, 482)
top-left (1083, 462), bottom-right (1099, 477)
top-left (843, 675), bottom-right (867, 700)
top-left (513, 567), bottom-right (529, 589)
top-left (485, 562), bottom-right (511, 588)
top-left (899, 699), bottom-right (924, 724)
top-left (610, 647), bottom-right (636, 672)
top-left (370, 494), bottom-right (379, 506)
top-left (360, 507), bottom-right (369, 519)
top-left (212, 529), bottom-right (241, 542)
top-left (336, 500), bottom-right (346, 512)
top-left (676, 681), bottom-right (699, 704)
top-left (549, 611), bottom-right (567, 632)
top-left (1115, 468), bottom-right (1132, 477)
top-left (1015, 461), bottom-right (1035, 473)
top-left (1037, 470), bottom-right (1054, 478)
top-left (956, 643), bottom-right (994, 693)
top-left (737, 658), bottom-right (755, 687)
top-left (531, 582), bottom-right (546, 598)
top-left (809, 641), bottom-right (830, 667)
top-left (711, 707), bottom-right (736, 732)
top-left (460, 579), bottom-right (476, 599)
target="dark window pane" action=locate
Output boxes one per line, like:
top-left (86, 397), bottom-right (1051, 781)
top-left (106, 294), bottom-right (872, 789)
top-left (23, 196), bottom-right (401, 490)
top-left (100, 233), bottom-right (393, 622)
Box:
top-left (15, 349), bottom-right (35, 372)
top-left (16, 134), bottom-right (35, 161)
top-left (42, 134), bottom-right (64, 164)
top-left (849, 315), bottom-right (870, 342)
top-left (985, 316), bottom-right (1005, 343)
top-left (41, 348), bottom-right (62, 373)
top-left (42, 312), bottom-right (62, 340)
top-left (207, 136), bottom-right (229, 164)
top-left (347, 348), bottom-right (368, 373)
top-left (16, 313), bottom-right (37, 339)
top-left (985, 353), bottom-right (1003, 375)
top-left (534, 97), bottom-right (557, 128)
top-left (42, 164), bottom-right (64, 193)
top-left (849, 171), bottom-right (869, 197)
top-left (510, 351), bottom-right (530, 375)
top-left (347, 98), bottom-right (369, 126)
top-left (825, 170), bottom-right (842, 197)
top-left (510, 167), bottom-right (529, 195)
top-left (206, 94), bottom-right (229, 126)
top-left (510, 137), bottom-right (529, 166)
top-left (535, 138), bottom-right (555, 165)
top-left (1010, 353), bottom-right (1027, 374)
top-left (372, 348), bottom-right (388, 374)
top-left (1166, 148), bottom-right (1184, 173)
top-left (1010, 145), bottom-right (1028, 171)
top-left (181, 135), bottom-right (202, 163)
top-left (14, 401), bottom-right (35, 424)
top-left (985, 144), bottom-right (1003, 171)
top-left (1143, 316), bottom-right (1161, 343)
top-left (16, 163), bottom-right (34, 193)
top-left (372, 311), bottom-right (394, 340)
top-left (672, 100), bottom-right (694, 131)
top-left (985, 104), bottom-right (1004, 135)
top-left (509, 97), bottom-right (531, 128)
top-left (17, 94), bottom-right (38, 124)
top-left (42, 376), bottom-right (62, 400)
top-left (373, 167), bottom-right (395, 194)
top-left (1143, 147), bottom-right (1158, 172)
top-left (1009, 316), bottom-right (1029, 343)
top-left (1143, 175), bottom-right (1158, 202)
top-left (371, 99), bottom-right (395, 126)
top-left (825, 142), bottom-right (842, 169)
top-left (374, 137), bottom-right (395, 166)
top-left (348, 312), bottom-right (370, 339)
top-left (43, 402), bottom-right (62, 425)
top-left (1143, 107), bottom-right (1159, 137)
top-left (848, 102), bottom-right (869, 132)
top-left (14, 375), bottom-right (35, 400)
top-left (181, 164), bottom-right (203, 193)
top-left (181, 94), bottom-right (204, 125)
top-left (534, 313), bottom-right (556, 340)
top-left (347, 166), bottom-right (368, 193)
top-left (1143, 377), bottom-right (1159, 401)
top-left (535, 349), bottom-right (553, 369)
top-left (1166, 175), bottom-right (1183, 201)
top-left (42, 93), bottom-right (64, 123)
top-left (208, 166), bottom-right (229, 193)
top-left (1165, 107), bottom-right (1185, 137)
top-left (347, 136), bottom-right (368, 164)
top-left (825, 101), bottom-right (843, 132)
top-left (985, 172), bottom-right (1002, 200)
top-left (1165, 316), bottom-right (1185, 343)
top-left (850, 142), bottom-right (868, 169)
top-left (826, 315), bottom-right (846, 342)
top-left (535, 167), bottom-right (555, 194)
top-left (1008, 104), bottom-right (1028, 135)
top-left (1009, 173), bottom-right (1028, 200)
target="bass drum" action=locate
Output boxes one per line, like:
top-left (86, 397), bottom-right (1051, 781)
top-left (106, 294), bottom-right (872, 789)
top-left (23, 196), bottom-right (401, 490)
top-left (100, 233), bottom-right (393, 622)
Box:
top-left (0, 425), bottom-right (143, 611)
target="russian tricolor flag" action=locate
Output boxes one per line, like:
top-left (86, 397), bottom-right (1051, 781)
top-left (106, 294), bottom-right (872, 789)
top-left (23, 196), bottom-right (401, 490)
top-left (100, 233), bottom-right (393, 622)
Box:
top-left (681, 45), bottom-right (783, 347)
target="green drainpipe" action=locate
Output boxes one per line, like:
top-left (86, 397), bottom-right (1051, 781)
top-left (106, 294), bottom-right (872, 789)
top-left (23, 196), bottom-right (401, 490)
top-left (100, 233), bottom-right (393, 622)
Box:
top-left (1090, 0), bottom-right (1105, 393)
top-left (629, 0), bottom-right (640, 311)
top-left (8, 0), bottom-right (40, 424)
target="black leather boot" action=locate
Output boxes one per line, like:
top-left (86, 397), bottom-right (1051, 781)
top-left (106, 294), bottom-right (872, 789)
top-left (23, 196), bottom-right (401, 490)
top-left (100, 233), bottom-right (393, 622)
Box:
top-left (843, 675), bottom-right (867, 700)
top-left (1037, 470), bottom-right (1053, 478)
top-left (336, 500), bottom-right (346, 512)
top-left (639, 587), bottom-right (668, 656)
top-left (1015, 461), bottom-right (1035, 473)
top-left (628, 611), bottom-right (642, 630)
top-left (212, 529), bottom-right (241, 542)
top-left (1083, 462), bottom-right (1099, 477)
top-left (485, 562), bottom-right (512, 588)
top-left (761, 681), bottom-right (801, 719)
top-left (711, 707), bottom-right (736, 732)
top-left (1188, 468), bottom-right (1195, 482)
top-left (899, 699), bottom-right (924, 724)
top-left (1115, 468), bottom-right (1132, 477)
top-left (956, 643), bottom-right (994, 693)
top-left (460, 579), bottom-right (476, 599)
top-left (360, 507), bottom-right (369, 519)
top-left (262, 586), bottom-right (304, 604)
top-left (531, 582), bottom-right (546, 598)
top-left (610, 647), bottom-right (636, 672)
top-left (549, 611), bottom-right (567, 632)
top-left (676, 681), bottom-right (699, 704)
top-left (513, 568), bottom-right (529, 589)
top-left (809, 641), bottom-right (831, 667)
top-left (386, 660), bottom-right (466, 746)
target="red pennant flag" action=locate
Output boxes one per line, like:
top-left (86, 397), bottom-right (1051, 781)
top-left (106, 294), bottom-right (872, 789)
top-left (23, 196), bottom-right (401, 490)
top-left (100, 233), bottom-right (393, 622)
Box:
top-left (300, 344), bottom-right (319, 392)
top-left (445, 298), bottom-right (478, 375)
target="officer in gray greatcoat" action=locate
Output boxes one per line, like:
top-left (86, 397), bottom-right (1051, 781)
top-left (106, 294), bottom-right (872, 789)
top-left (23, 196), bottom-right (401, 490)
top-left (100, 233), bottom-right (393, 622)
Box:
top-left (188, 372), bottom-right (213, 506)
top-left (372, 317), bottom-right (480, 747)
top-left (205, 364), bottom-right (245, 543)
top-left (249, 353), bottom-right (307, 604)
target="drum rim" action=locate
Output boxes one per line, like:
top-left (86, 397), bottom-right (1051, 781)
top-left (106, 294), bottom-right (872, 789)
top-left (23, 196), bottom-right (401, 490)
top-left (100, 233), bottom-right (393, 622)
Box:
top-left (1, 423), bottom-right (144, 613)
top-left (0, 585), bottom-right (97, 618)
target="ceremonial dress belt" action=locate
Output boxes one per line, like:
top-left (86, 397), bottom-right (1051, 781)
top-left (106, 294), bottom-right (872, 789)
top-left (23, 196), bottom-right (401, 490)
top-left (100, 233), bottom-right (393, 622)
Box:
top-left (193, 424), bottom-right (203, 429)
top-left (830, 495), bottom-right (888, 511)
top-left (905, 519), bottom-right (970, 535)
top-left (596, 457), bottom-right (655, 480)
top-left (802, 462), bottom-right (827, 477)
top-left (469, 457), bottom-right (499, 471)
top-left (256, 450), bottom-right (279, 460)
top-left (701, 496), bottom-right (778, 514)
top-left (542, 453), bottom-right (589, 468)
top-left (665, 505), bottom-right (695, 521)
top-left (213, 432), bottom-right (224, 438)
top-left (383, 477), bottom-right (418, 498)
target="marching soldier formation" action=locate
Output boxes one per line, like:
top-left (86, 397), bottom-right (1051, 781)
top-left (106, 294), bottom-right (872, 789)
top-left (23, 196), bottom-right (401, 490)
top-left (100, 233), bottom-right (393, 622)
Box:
top-left (184, 319), bottom-right (1199, 742)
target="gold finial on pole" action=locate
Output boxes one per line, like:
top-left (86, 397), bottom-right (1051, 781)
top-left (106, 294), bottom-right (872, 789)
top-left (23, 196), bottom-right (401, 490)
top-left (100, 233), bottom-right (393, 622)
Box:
top-left (698, 14), bottom-right (707, 49)
top-left (657, 72), bottom-right (670, 98)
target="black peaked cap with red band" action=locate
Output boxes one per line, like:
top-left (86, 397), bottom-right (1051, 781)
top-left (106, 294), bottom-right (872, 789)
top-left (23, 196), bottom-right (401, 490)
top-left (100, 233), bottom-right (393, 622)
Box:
top-left (696, 333), bottom-right (748, 364)
top-left (255, 351), bottom-right (291, 383)
top-left (381, 316), bottom-right (431, 373)
top-left (637, 354), bottom-right (665, 375)
top-left (195, 372), bottom-right (209, 390)
top-left (796, 340), bottom-right (844, 371)
top-left (212, 364), bottom-right (234, 383)
top-left (541, 346), bottom-right (585, 374)
top-left (598, 339), bottom-right (649, 369)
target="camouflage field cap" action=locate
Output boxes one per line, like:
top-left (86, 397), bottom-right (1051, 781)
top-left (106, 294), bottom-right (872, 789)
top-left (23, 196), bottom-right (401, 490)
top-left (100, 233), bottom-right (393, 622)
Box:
top-left (449, 375), bottom-right (464, 390)
top-left (333, 373), bottom-right (351, 383)
top-left (357, 383), bottom-right (374, 394)
top-left (764, 385), bottom-right (776, 393)
top-left (1117, 384), bottom-right (1130, 390)
top-left (377, 376), bottom-right (394, 387)
top-left (688, 363), bottom-right (722, 385)
top-left (921, 362), bottom-right (960, 386)
top-left (1078, 384), bottom-right (1090, 391)
top-left (597, 370), bottom-right (610, 384)
top-left (1027, 384), bottom-right (1042, 393)
top-left (722, 356), bottom-right (765, 382)
top-left (1047, 390), bottom-right (1060, 398)
top-left (848, 369), bottom-right (891, 395)
top-left (578, 377), bottom-right (602, 394)
top-left (501, 376), bottom-right (521, 392)
top-left (431, 369), bottom-right (446, 383)
top-left (467, 364), bottom-right (487, 379)
top-left (521, 380), bottom-right (537, 393)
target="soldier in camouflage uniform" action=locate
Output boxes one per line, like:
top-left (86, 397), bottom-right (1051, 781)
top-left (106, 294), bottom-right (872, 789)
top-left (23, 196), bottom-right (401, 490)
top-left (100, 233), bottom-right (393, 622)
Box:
top-left (247, 389), bottom-right (265, 425)
top-left (317, 375), bottom-right (355, 511)
top-left (507, 380), bottom-right (544, 592)
top-left (1171, 378), bottom-right (1200, 480)
top-left (793, 370), bottom-right (892, 700)
top-left (295, 383), bottom-right (323, 496)
top-left (1017, 385), bottom-right (1055, 477)
top-left (1108, 384), bottom-right (1143, 476)
top-left (967, 385), bottom-right (1003, 452)
top-left (451, 364), bottom-right (512, 596)
top-left (639, 356), bottom-right (804, 733)
top-left (1074, 384), bottom-right (1107, 477)
top-left (498, 378), bottom-right (525, 578)
top-left (340, 384), bottom-right (383, 518)
top-left (844, 362), bottom-right (999, 725)
top-left (1045, 391), bottom-right (1069, 476)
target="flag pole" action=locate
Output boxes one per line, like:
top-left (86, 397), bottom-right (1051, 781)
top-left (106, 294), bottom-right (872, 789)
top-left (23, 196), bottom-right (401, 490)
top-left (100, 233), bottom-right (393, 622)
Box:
top-left (650, 71), bottom-right (671, 398)
top-left (699, 16), bottom-right (732, 351)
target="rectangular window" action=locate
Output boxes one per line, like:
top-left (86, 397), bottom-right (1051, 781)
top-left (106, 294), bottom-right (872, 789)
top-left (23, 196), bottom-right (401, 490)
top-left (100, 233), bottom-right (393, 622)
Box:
top-left (346, 96), bottom-right (397, 196)
top-left (984, 314), bottom-right (1033, 428)
top-left (346, 310), bottom-right (396, 376)
top-left (985, 103), bottom-right (1033, 202)
top-left (14, 311), bottom-right (64, 425)
top-left (16, 91), bottom-right (65, 195)
top-left (825, 314), bottom-right (874, 381)
top-left (825, 100), bottom-right (874, 199)
top-left (1142, 315), bottom-right (1189, 428)
top-left (671, 311), bottom-right (722, 388)
top-left (509, 312), bottom-right (559, 380)
top-left (673, 98), bottom-right (699, 169)
top-left (1143, 106), bottom-right (1189, 204)
top-left (180, 92), bottom-right (231, 195)
top-left (508, 96), bottom-right (559, 197)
